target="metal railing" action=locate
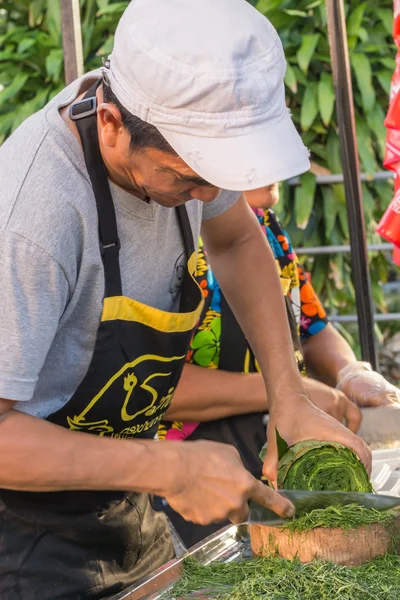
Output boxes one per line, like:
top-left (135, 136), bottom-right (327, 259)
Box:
top-left (288, 171), bottom-right (394, 186)
top-left (331, 313), bottom-right (400, 323)
top-left (295, 243), bottom-right (394, 256)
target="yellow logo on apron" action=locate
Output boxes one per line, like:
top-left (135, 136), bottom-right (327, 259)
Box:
top-left (67, 354), bottom-right (184, 438)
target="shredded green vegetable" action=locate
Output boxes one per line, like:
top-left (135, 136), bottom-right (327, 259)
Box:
top-left (171, 554), bottom-right (400, 599)
top-left (277, 440), bottom-right (373, 492)
top-left (282, 503), bottom-right (395, 533)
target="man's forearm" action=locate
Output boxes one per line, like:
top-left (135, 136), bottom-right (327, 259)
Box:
top-left (302, 324), bottom-right (357, 387)
top-left (202, 198), bottom-right (306, 410)
top-left (165, 364), bottom-right (268, 421)
top-left (0, 403), bottom-right (179, 495)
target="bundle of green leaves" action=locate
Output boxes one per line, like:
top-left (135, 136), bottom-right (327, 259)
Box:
top-left (276, 439), bottom-right (373, 492)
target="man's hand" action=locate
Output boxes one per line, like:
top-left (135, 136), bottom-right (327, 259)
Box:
top-left (337, 362), bottom-right (400, 407)
top-left (305, 379), bottom-right (362, 433)
top-left (263, 396), bottom-right (372, 487)
top-left (164, 440), bottom-right (294, 525)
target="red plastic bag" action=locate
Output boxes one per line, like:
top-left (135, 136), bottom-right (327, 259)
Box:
top-left (377, 0), bottom-right (400, 264)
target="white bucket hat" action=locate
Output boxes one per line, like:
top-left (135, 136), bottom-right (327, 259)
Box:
top-left (102, 0), bottom-right (310, 191)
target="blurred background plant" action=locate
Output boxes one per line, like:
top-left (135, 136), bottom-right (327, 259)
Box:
top-left (0, 0), bottom-right (399, 368)
top-left (0, 0), bottom-right (128, 143)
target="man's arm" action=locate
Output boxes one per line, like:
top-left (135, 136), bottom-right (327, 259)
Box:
top-left (0, 398), bottom-right (293, 522)
top-left (201, 196), bottom-right (371, 479)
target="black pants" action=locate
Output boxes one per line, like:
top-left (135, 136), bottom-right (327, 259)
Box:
top-left (0, 490), bottom-right (173, 599)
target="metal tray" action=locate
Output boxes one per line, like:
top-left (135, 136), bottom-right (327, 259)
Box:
top-left (112, 524), bottom-right (250, 600)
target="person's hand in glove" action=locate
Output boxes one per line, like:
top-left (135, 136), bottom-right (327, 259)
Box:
top-left (336, 362), bottom-right (400, 407)
top-left (302, 324), bottom-right (400, 408)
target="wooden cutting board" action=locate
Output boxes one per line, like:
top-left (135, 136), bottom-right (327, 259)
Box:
top-left (250, 517), bottom-right (399, 566)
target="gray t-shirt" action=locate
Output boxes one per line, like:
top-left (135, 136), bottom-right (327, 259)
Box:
top-left (0, 71), bottom-right (239, 418)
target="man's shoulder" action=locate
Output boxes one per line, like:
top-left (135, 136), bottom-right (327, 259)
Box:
top-left (0, 110), bottom-right (97, 281)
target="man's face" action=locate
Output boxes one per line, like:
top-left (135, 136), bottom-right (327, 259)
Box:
top-left (97, 101), bottom-right (221, 207)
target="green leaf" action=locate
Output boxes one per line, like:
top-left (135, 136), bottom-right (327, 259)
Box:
top-left (45, 0), bottom-right (61, 45)
top-left (96, 0), bottom-right (110, 9)
top-left (29, 0), bottom-right (46, 27)
top-left (296, 33), bottom-right (320, 75)
top-left (45, 48), bottom-right (63, 82)
top-left (318, 72), bottom-right (335, 126)
top-left (337, 203), bottom-right (349, 239)
top-left (346, 3), bottom-right (366, 38)
top-left (96, 2), bottom-right (129, 16)
top-left (18, 37), bottom-right (36, 54)
top-left (380, 57), bottom-right (395, 70)
top-left (295, 172), bottom-right (316, 230)
top-left (284, 62), bottom-right (297, 93)
top-left (95, 35), bottom-right (114, 57)
top-left (322, 186), bottom-right (338, 239)
top-left (305, 0), bottom-right (323, 9)
top-left (366, 103), bottom-right (387, 161)
top-left (357, 27), bottom-right (369, 44)
top-left (0, 73), bottom-right (29, 106)
top-left (351, 53), bottom-right (375, 113)
top-left (376, 70), bottom-right (392, 96)
top-left (300, 82), bottom-right (318, 131)
top-left (275, 428), bottom-right (289, 462)
top-left (376, 8), bottom-right (394, 37)
top-left (283, 9), bottom-right (307, 18)
top-left (255, 0), bottom-right (282, 13)
top-left (356, 117), bottom-right (377, 176)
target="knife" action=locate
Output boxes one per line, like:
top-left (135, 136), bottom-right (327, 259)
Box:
top-left (249, 490), bottom-right (400, 525)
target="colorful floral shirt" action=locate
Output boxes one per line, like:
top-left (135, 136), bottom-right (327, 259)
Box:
top-left (156, 208), bottom-right (328, 441)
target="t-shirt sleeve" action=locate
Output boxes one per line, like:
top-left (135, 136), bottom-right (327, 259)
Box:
top-left (201, 189), bottom-right (241, 221)
top-left (297, 261), bottom-right (329, 340)
top-left (0, 230), bottom-right (69, 401)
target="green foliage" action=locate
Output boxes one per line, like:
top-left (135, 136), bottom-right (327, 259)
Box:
top-left (256, 0), bottom-right (397, 352)
top-left (0, 0), bottom-right (128, 144)
top-left (0, 0), bottom-right (398, 352)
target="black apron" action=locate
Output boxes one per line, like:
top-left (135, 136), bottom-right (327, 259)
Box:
top-left (163, 293), bottom-right (305, 548)
top-left (0, 83), bottom-right (204, 599)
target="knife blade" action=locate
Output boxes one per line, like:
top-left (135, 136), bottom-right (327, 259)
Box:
top-left (249, 490), bottom-right (400, 525)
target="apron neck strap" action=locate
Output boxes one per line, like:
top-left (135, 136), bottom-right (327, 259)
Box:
top-left (70, 80), bottom-right (122, 297)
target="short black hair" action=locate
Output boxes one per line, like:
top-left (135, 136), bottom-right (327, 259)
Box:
top-left (102, 83), bottom-right (177, 154)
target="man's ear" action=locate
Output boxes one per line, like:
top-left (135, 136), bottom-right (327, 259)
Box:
top-left (97, 103), bottom-right (124, 148)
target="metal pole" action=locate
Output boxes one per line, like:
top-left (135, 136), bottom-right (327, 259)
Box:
top-left (60, 0), bottom-right (84, 85)
top-left (326, 0), bottom-right (378, 369)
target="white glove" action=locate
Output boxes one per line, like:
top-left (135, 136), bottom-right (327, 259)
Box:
top-left (337, 362), bottom-right (400, 407)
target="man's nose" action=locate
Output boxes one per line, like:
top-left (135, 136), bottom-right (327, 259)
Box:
top-left (190, 186), bottom-right (221, 203)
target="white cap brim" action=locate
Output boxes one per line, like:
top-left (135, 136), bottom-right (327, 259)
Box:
top-left (157, 110), bottom-right (310, 191)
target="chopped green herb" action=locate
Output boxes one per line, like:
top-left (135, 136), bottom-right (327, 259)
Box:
top-left (171, 554), bottom-right (400, 599)
top-left (282, 503), bottom-right (396, 533)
